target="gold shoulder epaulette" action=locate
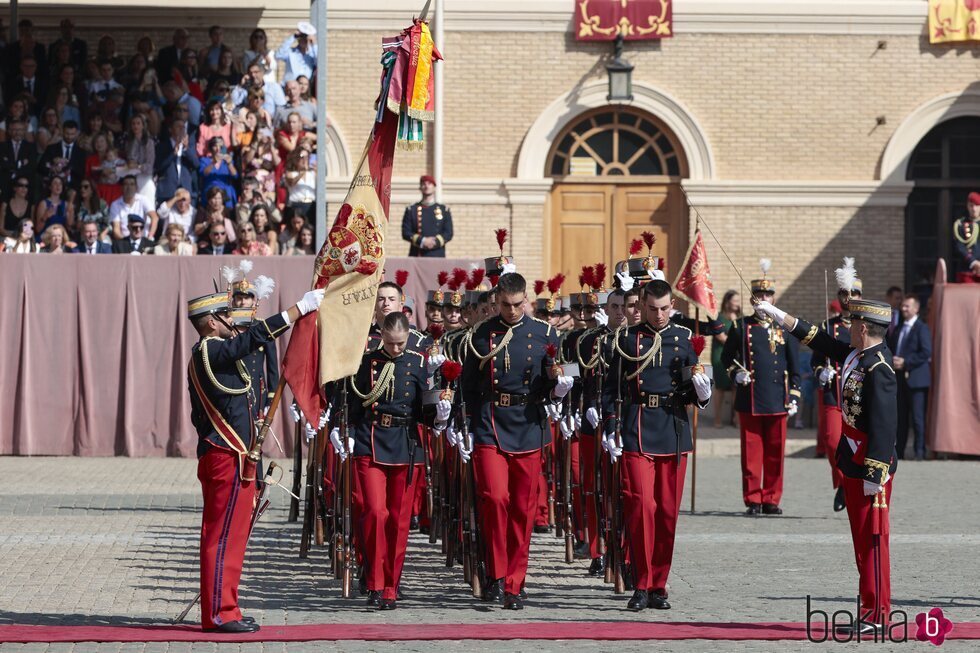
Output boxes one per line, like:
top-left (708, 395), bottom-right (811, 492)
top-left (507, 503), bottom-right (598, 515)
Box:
top-left (869, 351), bottom-right (895, 375)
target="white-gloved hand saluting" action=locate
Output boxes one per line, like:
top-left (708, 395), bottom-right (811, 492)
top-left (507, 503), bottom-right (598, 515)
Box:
top-left (594, 308), bottom-right (609, 327)
top-left (615, 270), bottom-right (634, 292)
top-left (296, 288), bottom-right (325, 315)
top-left (753, 300), bottom-right (787, 326)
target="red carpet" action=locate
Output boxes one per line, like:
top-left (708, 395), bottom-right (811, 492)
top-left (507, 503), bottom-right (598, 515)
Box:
top-left (1, 622), bottom-right (979, 643)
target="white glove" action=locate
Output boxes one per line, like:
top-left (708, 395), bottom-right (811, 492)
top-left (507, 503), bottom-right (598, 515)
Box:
top-left (544, 402), bottom-right (561, 423)
top-left (594, 308), bottom-right (609, 327)
top-left (435, 398), bottom-right (452, 424)
top-left (735, 370), bottom-right (751, 386)
top-left (297, 288), bottom-right (325, 315)
top-left (863, 480), bottom-right (883, 496)
top-left (586, 407), bottom-right (600, 429)
top-left (753, 300), bottom-right (787, 326)
top-left (818, 367), bottom-right (836, 386)
top-left (427, 353), bottom-right (447, 375)
top-left (289, 403), bottom-right (301, 423)
top-left (445, 424), bottom-right (461, 446)
top-left (553, 376), bottom-right (574, 399)
top-left (559, 415), bottom-right (574, 440)
top-left (304, 422), bottom-right (317, 442)
top-left (786, 400), bottom-right (798, 417)
top-left (615, 270), bottom-right (634, 292)
top-left (501, 262), bottom-right (517, 275)
top-left (329, 427), bottom-right (347, 461)
top-left (692, 372), bottom-right (712, 403)
top-left (457, 439), bottom-right (472, 463)
top-left (603, 434), bottom-right (622, 461)
top-left (318, 408), bottom-right (330, 429)
top-left (574, 412), bottom-right (583, 430)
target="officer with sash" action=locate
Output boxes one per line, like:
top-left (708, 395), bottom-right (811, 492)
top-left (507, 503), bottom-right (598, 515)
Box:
top-left (187, 285), bottom-right (323, 632)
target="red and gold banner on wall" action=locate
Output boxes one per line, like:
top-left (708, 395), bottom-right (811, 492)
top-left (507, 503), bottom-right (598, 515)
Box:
top-left (929, 0), bottom-right (980, 43)
top-left (576, 0), bottom-right (672, 41)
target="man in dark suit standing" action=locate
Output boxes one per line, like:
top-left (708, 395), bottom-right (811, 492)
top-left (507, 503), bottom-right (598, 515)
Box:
top-left (156, 29), bottom-right (190, 84)
top-left (5, 19), bottom-right (47, 82)
top-left (887, 294), bottom-right (931, 460)
top-left (111, 214), bottom-right (155, 254)
top-left (0, 120), bottom-right (38, 198)
top-left (73, 221), bottom-right (112, 254)
top-left (48, 19), bottom-right (88, 70)
top-left (37, 120), bottom-right (85, 189)
top-left (7, 55), bottom-right (47, 116)
top-left (155, 117), bottom-right (199, 203)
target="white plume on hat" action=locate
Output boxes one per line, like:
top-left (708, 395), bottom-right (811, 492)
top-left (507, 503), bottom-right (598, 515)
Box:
top-left (220, 265), bottom-right (240, 286)
top-left (238, 259), bottom-right (254, 277)
top-left (835, 257), bottom-right (857, 292)
top-left (759, 258), bottom-right (772, 275)
top-left (253, 275), bottom-right (276, 300)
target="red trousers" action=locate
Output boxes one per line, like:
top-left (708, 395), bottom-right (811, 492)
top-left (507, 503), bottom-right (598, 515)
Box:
top-left (411, 427), bottom-right (431, 525)
top-left (473, 445), bottom-right (541, 595)
top-left (535, 444), bottom-right (551, 527)
top-left (579, 434), bottom-right (601, 558)
top-left (198, 448), bottom-right (256, 629)
top-left (620, 452), bottom-right (687, 593)
top-left (568, 437), bottom-right (584, 542)
top-left (738, 412), bottom-right (787, 506)
top-left (843, 475), bottom-right (892, 624)
top-left (816, 401), bottom-right (844, 489)
top-left (352, 456), bottom-right (418, 600)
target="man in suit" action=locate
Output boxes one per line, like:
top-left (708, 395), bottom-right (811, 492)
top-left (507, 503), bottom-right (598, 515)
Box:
top-left (5, 19), bottom-right (47, 82)
top-left (0, 120), bottom-right (38, 198)
top-left (48, 19), bottom-right (87, 70)
top-left (155, 118), bottom-right (199, 203)
top-left (111, 214), bottom-right (155, 254)
top-left (156, 29), bottom-right (190, 84)
top-left (887, 295), bottom-right (932, 460)
top-left (7, 55), bottom-right (46, 116)
top-left (198, 224), bottom-right (230, 255)
top-left (37, 120), bottom-right (85, 189)
top-left (73, 221), bottom-right (112, 254)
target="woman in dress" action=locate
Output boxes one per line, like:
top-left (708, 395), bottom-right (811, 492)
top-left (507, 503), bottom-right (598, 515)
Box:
top-left (75, 180), bottom-right (111, 242)
top-left (249, 204), bottom-right (279, 254)
top-left (1, 176), bottom-right (34, 237)
top-left (85, 132), bottom-right (123, 204)
top-left (35, 107), bottom-right (63, 150)
top-left (197, 100), bottom-right (235, 158)
top-left (34, 176), bottom-right (73, 237)
top-left (121, 114), bottom-right (156, 207)
top-left (4, 218), bottom-right (39, 253)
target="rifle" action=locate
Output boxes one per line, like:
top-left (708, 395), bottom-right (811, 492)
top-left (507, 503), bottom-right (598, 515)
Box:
top-left (608, 356), bottom-right (625, 593)
top-left (299, 421), bottom-right (324, 558)
top-left (288, 414), bottom-right (303, 522)
top-left (339, 380), bottom-right (354, 597)
top-left (562, 393), bottom-right (575, 563)
top-left (553, 432), bottom-right (564, 541)
top-left (458, 395), bottom-right (484, 598)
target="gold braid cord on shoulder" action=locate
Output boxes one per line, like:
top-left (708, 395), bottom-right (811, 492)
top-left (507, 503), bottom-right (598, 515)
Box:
top-left (468, 327), bottom-right (513, 370)
top-left (576, 329), bottom-right (603, 371)
top-left (613, 329), bottom-right (663, 381)
top-left (953, 219), bottom-right (978, 248)
top-left (350, 361), bottom-right (396, 407)
top-left (201, 338), bottom-right (252, 395)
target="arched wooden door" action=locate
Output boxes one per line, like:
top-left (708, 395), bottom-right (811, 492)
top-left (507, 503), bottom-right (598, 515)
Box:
top-left (548, 107), bottom-right (688, 287)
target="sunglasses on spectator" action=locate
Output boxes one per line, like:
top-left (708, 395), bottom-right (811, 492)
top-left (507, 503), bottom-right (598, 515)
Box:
top-left (212, 230), bottom-right (227, 235)
top-left (14, 183), bottom-right (29, 188)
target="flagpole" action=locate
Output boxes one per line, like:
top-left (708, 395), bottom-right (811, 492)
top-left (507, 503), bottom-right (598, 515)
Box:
top-left (691, 308), bottom-right (698, 514)
top-left (315, 0), bottom-right (329, 250)
top-left (433, 0), bottom-right (445, 201)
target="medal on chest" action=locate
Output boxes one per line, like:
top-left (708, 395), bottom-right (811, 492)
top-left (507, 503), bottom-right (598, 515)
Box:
top-left (842, 371), bottom-right (864, 424)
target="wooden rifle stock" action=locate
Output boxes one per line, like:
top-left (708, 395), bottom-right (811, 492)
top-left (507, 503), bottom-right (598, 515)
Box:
top-left (288, 416), bottom-right (303, 522)
top-left (242, 378), bottom-right (286, 482)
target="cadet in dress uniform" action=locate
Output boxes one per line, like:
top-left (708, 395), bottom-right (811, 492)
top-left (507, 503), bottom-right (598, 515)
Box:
top-left (721, 264), bottom-right (801, 515)
top-left (953, 192), bottom-right (980, 283)
top-left (333, 311), bottom-right (444, 610)
top-left (401, 175), bottom-right (453, 257)
top-left (366, 281), bottom-right (432, 354)
top-left (230, 276), bottom-right (279, 412)
top-left (461, 272), bottom-right (573, 609)
top-left (187, 286), bottom-right (323, 633)
top-left (756, 298), bottom-right (897, 635)
top-left (601, 280), bottom-right (712, 611)
top-left (812, 269), bottom-right (863, 512)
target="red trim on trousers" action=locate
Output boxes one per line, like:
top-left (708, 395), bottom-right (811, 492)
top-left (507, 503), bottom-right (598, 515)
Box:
top-left (842, 476), bottom-right (892, 624)
top-left (620, 452), bottom-right (687, 594)
top-left (738, 412), bottom-right (787, 506)
top-left (198, 448), bottom-right (256, 629)
top-left (817, 400), bottom-right (844, 489)
top-left (472, 444), bottom-right (541, 595)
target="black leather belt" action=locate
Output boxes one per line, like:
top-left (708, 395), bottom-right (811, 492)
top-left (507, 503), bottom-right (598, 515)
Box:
top-left (492, 392), bottom-right (530, 407)
top-left (370, 412), bottom-right (411, 427)
top-left (628, 392), bottom-right (674, 409)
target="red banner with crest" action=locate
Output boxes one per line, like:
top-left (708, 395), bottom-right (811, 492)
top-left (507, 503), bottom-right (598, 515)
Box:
top-left (672, 229), bottom-right (718, 317)
top-left (576, 0), bottom-right (673, 41)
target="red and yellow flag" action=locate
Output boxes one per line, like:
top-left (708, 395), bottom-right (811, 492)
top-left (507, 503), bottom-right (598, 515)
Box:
top-left (929, 0), bottom-right (980, 43)
top-left (673, 228), bottom-right (717, 317)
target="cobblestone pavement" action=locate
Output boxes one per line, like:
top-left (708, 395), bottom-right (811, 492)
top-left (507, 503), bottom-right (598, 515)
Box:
top-left (1, 450), bottom-right (978, 652)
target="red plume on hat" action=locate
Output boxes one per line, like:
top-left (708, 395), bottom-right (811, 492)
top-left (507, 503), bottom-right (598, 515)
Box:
top-left (593, 263), bottom-right (607, 291)
top-left (395, 270), bottom-right (409, 288)
top-left (494, 228), bottom-right (508, 255)
top-left (489, 274), bottom-right (500, 287)
top-left (440, 360), bottom-right (462, 382)
top-left (547, 273), bottom-right (566, 296)
top-left (642, 231), bottom-right (657, 253)
top-left (544, 343), bottom-right (558, 360)
top-left (581, 265), bottom-right (595, 290)
top-left (428, 323), bottom-right (444, 341)
top-left (690, 335), bottom-right (706, 357)
top-left (534, 280), bottom-right (546, 296)
top-left (448, 268), bottom-right (468, 291)
top-left (469, 268), bottom-right (485, 289)
top-left (629, 238), bottom-right (644, 257)
top-left (437, 270), bottom-right (449, 288)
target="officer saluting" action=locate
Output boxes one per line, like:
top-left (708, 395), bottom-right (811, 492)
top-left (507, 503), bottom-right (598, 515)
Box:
top-left (754, 296), bottom-right (897, 636)
top-left (402, 174), bottom-right (453, 257)
top-left (720, 259), bottom-right (801, 516)
top-left (601, 279), bottom-right (712, 612)
top-left (461, 266), bottom-right (573, 610)
top-left (187, 285), bottom-right (324, 633)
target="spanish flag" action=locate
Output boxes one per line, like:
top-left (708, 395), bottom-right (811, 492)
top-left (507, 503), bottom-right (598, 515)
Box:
top-left (930, 0), bottom-right (980, 43)
top-left (673, 229), bottom-right (718, 317)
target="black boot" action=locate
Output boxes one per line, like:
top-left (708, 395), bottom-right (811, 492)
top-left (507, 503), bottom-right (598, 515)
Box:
top-left (482, 578), bottom-right (504, 603)
top-left (648, 591), bottom-right (671, 610)
top-left (378, 598), bottom-right (397, 611)
top-left (762, 503), bottom-right (783, 515)
top-left (833, 486), bottom-right (846, 512)
top-left (626, 589), bottom-right (649, 611)
top-left (745, 503), bottom-right (762, 516)
top-left (587, 557), bottom-right (605, 578)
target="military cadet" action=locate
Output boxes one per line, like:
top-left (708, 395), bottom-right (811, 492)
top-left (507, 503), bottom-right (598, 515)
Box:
top-left (813, 258), bottom-right (864, 512)
top-left (230, 274), bottom-right (279, 413)
top-left (187, 285), bottom-right (323, 633)
top-left (624, 287), bottom-right (642, 326)
top-left (332, 311), bottom-right (448, 610)
top-left (720, 261), bottom-right (801, 516)
top-left (424, 288), bottom-right (444, 332)
top-left (461, 272), bottom-right (573, 609)
top-left (755, 297), bottom-right (897, 635)
top-left (601, 280), bottom-right (712, 611)
top-left (367, 281), bottom-right (431, 355)
top-left (532, 279), bottom-right (565, 533)
top-left (401, 174), bottom-right (453, 257)
top-left (953, 192), bottom-right (980, 283)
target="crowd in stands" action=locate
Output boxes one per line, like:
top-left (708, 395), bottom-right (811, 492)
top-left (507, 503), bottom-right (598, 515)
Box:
top-left (0, 19), bottom-right (320, 255)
